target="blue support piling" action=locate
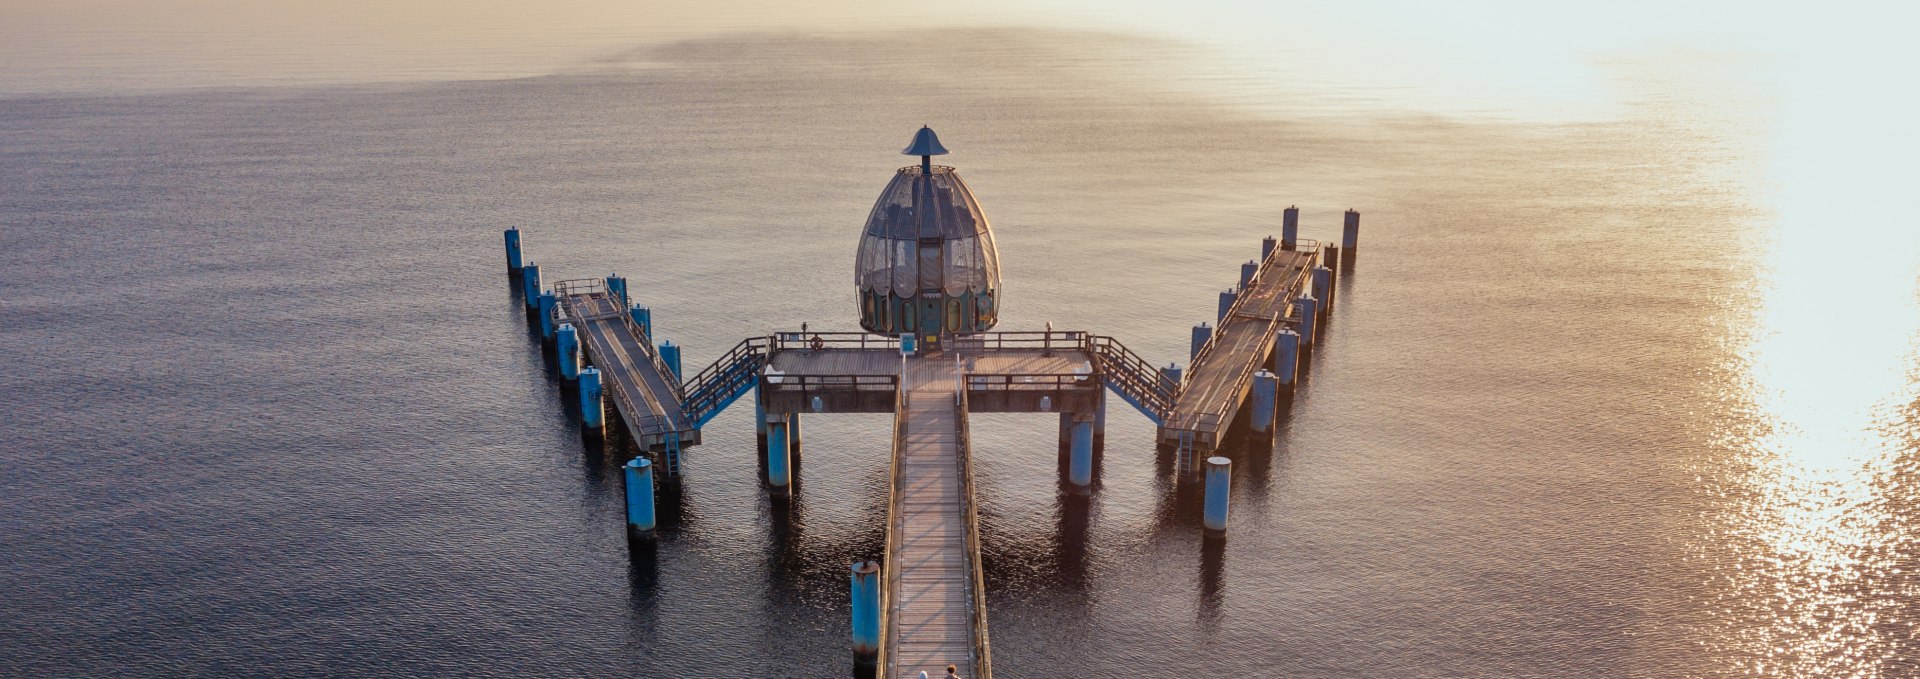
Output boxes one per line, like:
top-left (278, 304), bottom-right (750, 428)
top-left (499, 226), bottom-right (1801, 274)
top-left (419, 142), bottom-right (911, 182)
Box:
top-left (658, 341), bottom-right (683, 381)
top-left (1274, 328), bottom-right (1300, 389)
top-left (1313, 266), bottom-right (1333, 319)
top-left (1161, 362), bottom-right (1183, 391)
top-left (579, 366), bottom-right (604, 432)
top-left (623, 457), bottom-right (656, 539)
top-left (606, 274), bottom-right (628, 305)
top-left (1262, 235), bottom-right (1278, 260)
top-left (556, 323), bottom-right (580, 380)
top-left (503, 229), bottom-right (523, 272)
top-left (850, 561), bottom-right (882, 666)
top-left (1342, 209), bottom-right (1361, 254)
top-left (1282, 206), bottom-right (1300, 250)
top-left (1217, 289), bottom-right (1236, 324)
top-left (767, 416), bottom-right (791, 491)
top-left (630, 304), bottom-right (651, 337)
top-left (1251, 370), bottom-right (1278, 434)
top-left (1240, 260), bottom-right (1258, 287)
top-left (522, 264), bottom-right (542, 309)
top-left (1295, 296), bottom-right (1320, 346)
top-left (1190, 323), bottom-right (1211, 360)
top-left (1203, 456), bottom-right (1232, 537)
top-left (537, 292), bottom-right (557, 340)
top-left (789, 411), bottom-right (802, 456)
top-left (1068, 418), bottom-right (1095, 492)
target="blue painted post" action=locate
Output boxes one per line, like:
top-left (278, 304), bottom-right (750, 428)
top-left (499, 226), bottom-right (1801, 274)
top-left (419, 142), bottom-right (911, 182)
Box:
top-left (767, 416), bottom-right (791, 491)
top-left (1161, 362), bottom-right (1183, 390)
top-left (1274, 328), bottom-right (1300, 389)
top-left (1251, 370), bottom-right (1278, 433)
top-left (1262, 235), bottom-right (1277, 261)
top-left (521, 263), bottom-right (542, 309)
top-left (1217, 289), bottom-right (1236, 324)
top-left (606, 274), bottom-right (628, 305)
top-left (1093, 387), bottom-right (1106, 452)
top-left (1282, 206), bottom-right (1300, 250)
top-left (579, 366), bottom-right (604, 433)
top-left (537, 292), bottom-right (557, 340)
top-left (1204, 456), bottom-right (1232, 537)
top-left (1313, 266), bottom-right (1333, 319)
top-left (789, 412), bottom-right (802, 457)
top-left (503, 229), bottom-right (523, 272)
top-left (629, 304), bottom-right (651, 337)
top-left (1068, 418), bottom-right (1094, 492)
top-left (556, 323), bottom-right (580, 380)
top-left (623, 457), bottom-right (656, 539)
top-left (1240, 260), bottom-right (1258, 287)
top-left (850, 561), bottom-right (881, 665)
top-left (1295, 296), bottom-right (1319, 346)
top-left (658, 341), bottom-right (682, 381)
top-left (1190, 323), bottom-right (1211, 360)
top-left (1342, 209), bottom-right (1360, 255)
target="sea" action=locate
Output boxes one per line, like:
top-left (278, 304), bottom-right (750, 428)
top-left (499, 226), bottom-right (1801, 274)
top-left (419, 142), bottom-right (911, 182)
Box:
top-left (2, 17), bottom-right (1915, 679)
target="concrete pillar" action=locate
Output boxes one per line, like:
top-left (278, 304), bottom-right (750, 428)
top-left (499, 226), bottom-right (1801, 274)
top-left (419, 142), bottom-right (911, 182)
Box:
top-left (1342, 209), bottom-right (1360, 254)
top-left (623, 457), bottom-right (656, 539)
top-left (521, 263), bottom-right (542, 309)
top-left (1262, 235), bottom-right (1277, 261)
top-left (658, 341), bottom-right (682, 381)
top-left (1294, 296), bottom-right (1319, 346)
top-left (850, 561), bottom-right (882, 666)
top-left (767, 416), bottom-right (791, 491)
top-left (1273, 329), bottom-right (1300, 389)
top-left (1240, 260), bottom-right (1258, 287)
top-left (556, 323), bottom-right (580, 380)
top-left (1313, 266), bottom-right (1333, 320)
top-left (503, 228), bottom-right (523, 273)
top-left (1281, 206), bottom-right (1300, 250)
top-left (630, 304), bottom-right (651, 337)
top-left (1203, 456), bottom-right (1231, 537)
top-left (1250, 370), bottom-right (1278, 434)
top-left (1190, 323), bottom-right (1211, 360)
top-left (1218, 289), bottom-right (1236, 324)
top-left (537, 292), bottom-right (557, 340)
top-left (1068, 417), bottom-right (1095, 492)
top-left (579, 366), bottom-right (604, 432)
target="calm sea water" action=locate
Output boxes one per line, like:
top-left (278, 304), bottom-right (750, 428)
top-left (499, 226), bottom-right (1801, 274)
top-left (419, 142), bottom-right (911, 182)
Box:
top-left (2, 29), bottom-right (1914, 678)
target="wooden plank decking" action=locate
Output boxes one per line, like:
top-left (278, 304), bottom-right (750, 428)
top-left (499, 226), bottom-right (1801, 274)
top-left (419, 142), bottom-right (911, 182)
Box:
top-left (562, 292), bottom-right (695, 448)
top-left (885, 357), bottom-right (982, 678)
top-left (1165, 248), bottom-right (1319, 448)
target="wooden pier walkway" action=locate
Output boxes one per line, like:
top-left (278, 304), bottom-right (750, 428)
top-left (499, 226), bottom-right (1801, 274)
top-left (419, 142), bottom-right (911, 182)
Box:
top-left (1162, 243), bottom-right (1324, 458)
top-left (883, 356), bottom-right (990, 679)
top-left (554, 282), bottom-right (699, 452)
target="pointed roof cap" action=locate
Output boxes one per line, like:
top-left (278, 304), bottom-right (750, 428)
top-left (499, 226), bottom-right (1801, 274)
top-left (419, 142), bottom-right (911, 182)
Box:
top-left (901, 126), bottom-right (949, 156)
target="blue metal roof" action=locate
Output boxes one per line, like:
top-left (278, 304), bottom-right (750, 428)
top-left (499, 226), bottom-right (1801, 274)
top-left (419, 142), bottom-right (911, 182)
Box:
top-left (901, 126), bottom-right (949, 156)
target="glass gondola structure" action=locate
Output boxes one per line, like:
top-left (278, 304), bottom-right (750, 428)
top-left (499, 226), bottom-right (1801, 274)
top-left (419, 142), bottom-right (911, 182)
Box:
top-left (855, 126), bottom-right (1002, 337)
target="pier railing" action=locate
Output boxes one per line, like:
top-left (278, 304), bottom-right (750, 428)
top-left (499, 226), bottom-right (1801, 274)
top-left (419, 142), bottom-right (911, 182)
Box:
top-left (950, 330), bottom-right (1090, 353)
top-left (769, 332), bottom-right (898, 351)
top-left (1188, 239), bottom-right (1319, 365)
top-left (952, 382), bottom-right (993, 679)
top-left (681, 336), bottom-right (770, 427)
top-left (877, 379), bottom-right (908, 678)
top-left (1087, 335), bottom-right (1177, 423)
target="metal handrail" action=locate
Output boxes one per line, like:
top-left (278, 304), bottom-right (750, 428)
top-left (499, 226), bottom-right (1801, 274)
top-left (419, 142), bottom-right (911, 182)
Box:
top-left (680, 336), bottom-right (770, 422)
top-left (948, 330), bottom-right (1092, 352)
top-left (964, 373), bottom-right (1098, 390)
top-left (877, 366), bottom-right (908, 678)
top-left (768, 332), bottom-right (898, 351)
top-left (1086, 335), bottom-right (1177, 419)
top-left (762, 374), bottom-right (900, 392)
top-left (1188, 242), bottom-right (1320, 371)
top-left (953, 380), bottom-right (993, 679)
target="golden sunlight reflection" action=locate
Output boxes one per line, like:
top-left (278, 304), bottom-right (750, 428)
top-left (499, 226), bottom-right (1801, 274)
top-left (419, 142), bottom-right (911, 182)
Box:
top-left (1705, 75), bottom-right (1920, 673)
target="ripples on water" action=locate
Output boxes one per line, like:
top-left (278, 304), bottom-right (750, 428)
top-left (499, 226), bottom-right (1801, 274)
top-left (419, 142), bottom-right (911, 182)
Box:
top-left (1, 28), bottom-right (1913, 678)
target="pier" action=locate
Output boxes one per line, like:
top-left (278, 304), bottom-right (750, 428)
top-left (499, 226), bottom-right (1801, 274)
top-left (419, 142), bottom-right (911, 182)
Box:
top-left (499, 127), bottom-right (1360, 677)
